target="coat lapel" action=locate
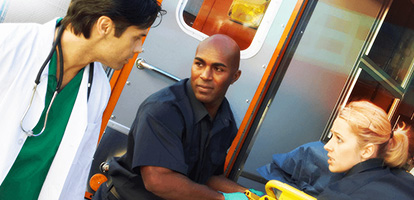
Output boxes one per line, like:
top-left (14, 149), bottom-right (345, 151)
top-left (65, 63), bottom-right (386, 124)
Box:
top-left (39, 65), bottom-right (89, 199)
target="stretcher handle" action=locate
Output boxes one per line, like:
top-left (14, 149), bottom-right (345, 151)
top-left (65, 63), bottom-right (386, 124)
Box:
top-left (265, 180), bottom-right (316, 200)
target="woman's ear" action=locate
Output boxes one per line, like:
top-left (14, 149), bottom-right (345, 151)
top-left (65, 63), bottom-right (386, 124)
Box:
top-left (361, 143), bottom-right (377, 161)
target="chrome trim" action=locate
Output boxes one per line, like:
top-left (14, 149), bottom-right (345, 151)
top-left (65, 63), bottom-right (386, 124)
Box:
top-left (106, 120), bottom-right (130, 135)
top-left (365, 0), bottom-right (393, 55)
top-left (360, 56), bottom-right (404, 98)
top-left (341, 67), bottom-right (362, 109)
top-left (135, 58), bottom-right (181, 82)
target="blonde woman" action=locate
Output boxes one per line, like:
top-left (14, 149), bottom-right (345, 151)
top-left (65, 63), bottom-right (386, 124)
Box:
top-left (318, 100), bottom-right (414, 200)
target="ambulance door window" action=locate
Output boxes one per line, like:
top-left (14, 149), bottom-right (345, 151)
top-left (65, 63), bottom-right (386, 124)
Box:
top-left (366, 0), bottom-right (414, 89)
top-left (322, 0), bottom-right (414, 141)
top-left (179, 0), bottom-right (279, 58)
top-left (348, 0), bottom-right (414, 118)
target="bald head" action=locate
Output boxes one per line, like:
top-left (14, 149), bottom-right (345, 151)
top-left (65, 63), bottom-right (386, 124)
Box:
top-left (196, 34), bottom-right (240, 72)
top-left (190, 34), bottom-right (241, 116)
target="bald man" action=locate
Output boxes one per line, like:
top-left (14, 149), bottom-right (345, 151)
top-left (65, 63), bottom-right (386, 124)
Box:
top-left (93, 34), bottom-right (254, 200)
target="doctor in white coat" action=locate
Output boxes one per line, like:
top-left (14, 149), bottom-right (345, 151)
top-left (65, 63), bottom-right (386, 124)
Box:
top-left (0, 0), bottom-right (163, 199)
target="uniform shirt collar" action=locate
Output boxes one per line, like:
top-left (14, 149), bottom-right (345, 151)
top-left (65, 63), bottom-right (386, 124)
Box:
top-left (186, 80), bottom-right (211, 123)
top-left (346, 158), bottom-right (385, 176)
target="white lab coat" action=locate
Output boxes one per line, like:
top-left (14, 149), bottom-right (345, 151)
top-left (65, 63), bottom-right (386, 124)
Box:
top-left (0, 19), bottom-right (111, 199)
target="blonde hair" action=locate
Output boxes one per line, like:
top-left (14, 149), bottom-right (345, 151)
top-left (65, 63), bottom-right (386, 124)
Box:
top-left (338, 100), bottom-right (410, 168)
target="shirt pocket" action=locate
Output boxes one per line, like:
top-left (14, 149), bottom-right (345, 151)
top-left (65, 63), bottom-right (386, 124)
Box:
top-left (187, 147), bottom-right (200, 167)
top-left (210, 144), bottom-right (227, 166)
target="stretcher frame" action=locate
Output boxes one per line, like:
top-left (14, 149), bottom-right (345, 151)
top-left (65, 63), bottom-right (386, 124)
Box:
top-left (245, 180), bottom-right (316, 200)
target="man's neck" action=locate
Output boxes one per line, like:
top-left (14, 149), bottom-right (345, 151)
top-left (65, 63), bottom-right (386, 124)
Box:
top-left (56, 27), bottom-right (95, 88)
top-left (204, 102), bottom-right (221, 120)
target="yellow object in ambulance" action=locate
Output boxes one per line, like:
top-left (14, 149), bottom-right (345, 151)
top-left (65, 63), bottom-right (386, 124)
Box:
top-left (228, 0), bottom-right (271, 29)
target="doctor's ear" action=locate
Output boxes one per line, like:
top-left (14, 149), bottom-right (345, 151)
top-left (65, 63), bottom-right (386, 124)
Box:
top-left (96, 16), bottom-right (114, 36)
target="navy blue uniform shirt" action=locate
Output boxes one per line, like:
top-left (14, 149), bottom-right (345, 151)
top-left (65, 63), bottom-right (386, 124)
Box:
top-left (318, 158), bottom-right (414, 200)
top-left (109, 79), bottom-right (238, 199)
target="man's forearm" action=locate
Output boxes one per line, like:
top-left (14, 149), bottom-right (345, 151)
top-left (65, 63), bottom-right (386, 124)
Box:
top-left (206, 175), bottom-right (247, 193)
top-left (141, 166), bottom-right (224, 200)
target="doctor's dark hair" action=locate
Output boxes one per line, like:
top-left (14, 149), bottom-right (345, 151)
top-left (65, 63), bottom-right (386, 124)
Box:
top-left (61, 0), bottom-right (165, 39)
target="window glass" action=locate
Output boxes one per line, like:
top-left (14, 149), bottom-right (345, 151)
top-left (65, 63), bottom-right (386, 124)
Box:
top-left (181, 0), bottom-right (272, 51)
top-left (228, 0), bottom-right (270, 29)
top-left (347, 69), bottom-right (397, 113)
top-left (367, 0), bottom-right (414, 88)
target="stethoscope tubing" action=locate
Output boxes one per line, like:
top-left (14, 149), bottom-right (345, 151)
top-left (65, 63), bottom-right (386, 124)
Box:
top-left (20, 22), bottom-right (94, 137)
top-left (20, 23), bottom-right (65, 137)
top-left (35, 23), bottom-right (65, 86)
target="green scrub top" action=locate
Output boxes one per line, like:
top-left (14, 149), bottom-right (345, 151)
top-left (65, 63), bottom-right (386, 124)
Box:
top-left (0, 51), bottom-right (84, 199)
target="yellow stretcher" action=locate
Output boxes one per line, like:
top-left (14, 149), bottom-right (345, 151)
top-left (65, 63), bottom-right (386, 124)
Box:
top-left (245, 180), bottom-right (316, 200)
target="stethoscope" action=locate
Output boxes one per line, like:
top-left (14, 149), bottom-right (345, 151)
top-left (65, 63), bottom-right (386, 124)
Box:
top-left (20, 22), bottom-right (94, 137)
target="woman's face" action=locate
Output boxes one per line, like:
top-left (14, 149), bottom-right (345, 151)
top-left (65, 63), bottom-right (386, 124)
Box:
top-left (324, 118), bottom-right (363, 173)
